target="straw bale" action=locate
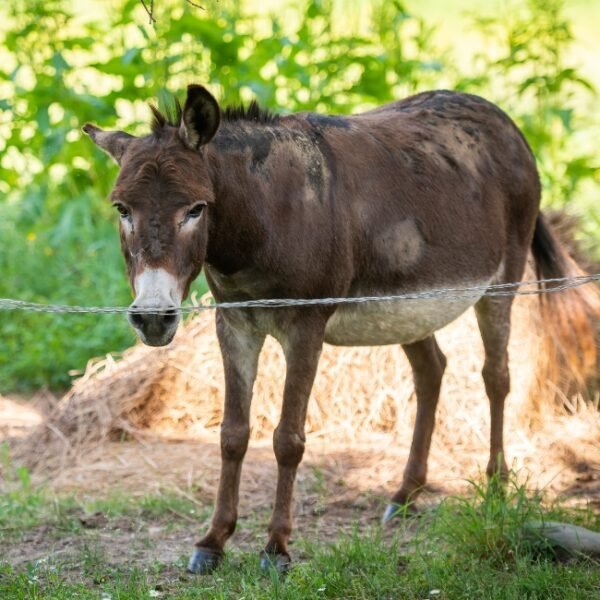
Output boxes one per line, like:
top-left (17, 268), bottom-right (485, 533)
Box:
top-left (8, 272), bottom-right (596, 482)
top-left (0, 210), bottom-right (595, 515)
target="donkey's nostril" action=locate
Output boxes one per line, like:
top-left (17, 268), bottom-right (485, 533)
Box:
top-left (129, 310), bottom-right (145, 328)
top-left (128, 306), bottom-right (179, 330)
top-left (162, 308), bottom-right (179, 324)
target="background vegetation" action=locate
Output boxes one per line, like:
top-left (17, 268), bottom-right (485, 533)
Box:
top-left (1, 0), bottom-right (599, 390)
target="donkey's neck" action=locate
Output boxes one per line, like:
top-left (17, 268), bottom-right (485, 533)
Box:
top-left (206, 115), bottom-right (333, 293)
top-left (202, 124), bottom-right (274, 275)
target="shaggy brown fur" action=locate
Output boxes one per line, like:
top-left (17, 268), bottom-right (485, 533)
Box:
top-left (83, 85), bottom-right (598, 573)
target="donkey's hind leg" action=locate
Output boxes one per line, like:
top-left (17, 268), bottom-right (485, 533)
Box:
top-left (383, 335), bottom-right (446, 522)
top-left (474, 295), bottom-right (514, 479)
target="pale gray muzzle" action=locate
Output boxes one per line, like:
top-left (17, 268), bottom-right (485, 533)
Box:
top-left (129, 268), bottom-right (183, 346)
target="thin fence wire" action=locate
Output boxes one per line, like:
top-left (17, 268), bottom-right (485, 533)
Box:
top-left (0, 273), bottom-right (599, 315)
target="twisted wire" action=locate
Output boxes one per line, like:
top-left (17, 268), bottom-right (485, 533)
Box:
top-left (0, 273), bottom-right (598, 315)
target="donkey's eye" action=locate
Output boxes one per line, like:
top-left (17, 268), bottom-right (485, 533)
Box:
top-left (113, 203), bottom-right (131, 219)
top-left (187, 203), bottom-right (206, 219)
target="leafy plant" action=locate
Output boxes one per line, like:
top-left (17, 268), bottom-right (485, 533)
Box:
top-left (422, 475), bottom-right (554, 565)
top-left (457, 0), bottom-right (600, 252)
top-left (0, 0), bottom-right (598, 391)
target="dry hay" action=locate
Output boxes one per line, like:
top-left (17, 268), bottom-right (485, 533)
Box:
top-left (0, 395), bottom-right (43, 439)
top-left (5, 275), bottom-right (599, 508)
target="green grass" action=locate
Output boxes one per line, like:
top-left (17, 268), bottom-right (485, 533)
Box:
top-left (1, 469), bottom-right (599, 599)
top-left (1, 523), bottom-right (598, 599)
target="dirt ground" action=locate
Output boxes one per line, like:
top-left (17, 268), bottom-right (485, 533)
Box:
top-left (1, 394), bottom-right (599, 571)
top-left (1, 395), bottom-right (407, 570)
top-left (1, 464), bottom-right (396, 572)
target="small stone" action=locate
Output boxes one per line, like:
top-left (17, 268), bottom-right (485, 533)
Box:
top-left (79, 511), bottom-right (108, 529)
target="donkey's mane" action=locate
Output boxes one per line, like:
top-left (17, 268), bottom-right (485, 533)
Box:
top-left (222, 101), bottom-right (279, 124)
top-left (149, 97), bottom-right (278, 135)
top-left (150, 99), bottom-right (183, 134)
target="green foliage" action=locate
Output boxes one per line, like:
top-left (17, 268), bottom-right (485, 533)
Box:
top-left (457, 0), bottom-right (600, 249)
top-left (406, 477), bottom-right (600, 598)
top-left (0, 0), bottom-right (599, 390)
top-left (0, 202), bottom-right (136, 389)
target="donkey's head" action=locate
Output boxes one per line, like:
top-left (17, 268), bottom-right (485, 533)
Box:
top-left (83, 85), bottom-right (220, 346)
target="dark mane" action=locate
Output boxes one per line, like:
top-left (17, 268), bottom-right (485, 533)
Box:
top-left (149, 98), bottom-right (183, 134)
top-left (149, 94), bottom-right (279, 135)
top-left (222, 100), bottom-right (279, 124)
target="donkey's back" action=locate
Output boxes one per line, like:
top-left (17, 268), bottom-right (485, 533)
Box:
top-left (287, 91), bottom-right (542, 345)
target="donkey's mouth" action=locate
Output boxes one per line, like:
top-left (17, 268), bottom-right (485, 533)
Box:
top-left (136, 328), bottom-right (178, 347)
top-left (127, 308), bottom-right (181, 347)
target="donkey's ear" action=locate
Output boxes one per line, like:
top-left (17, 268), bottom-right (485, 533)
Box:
top-left (179, 84), bottom-right (220, 150)
top-left (82, 124), bottom-right (134, 165)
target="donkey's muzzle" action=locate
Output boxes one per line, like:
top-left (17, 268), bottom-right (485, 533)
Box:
top-left (127, 305), bottom-right (180, 346)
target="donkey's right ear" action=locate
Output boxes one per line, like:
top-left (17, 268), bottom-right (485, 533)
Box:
top-left (82, 124), bottom-right (134, 165)
top-left (179, 85), bottom-right (220, 150)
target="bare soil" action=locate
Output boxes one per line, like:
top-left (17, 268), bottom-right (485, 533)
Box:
top-left (1, 394), bottom-right (598, 571)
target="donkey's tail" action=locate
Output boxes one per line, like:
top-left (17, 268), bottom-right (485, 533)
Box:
top-left (530, 213), bottom-right (599, 391)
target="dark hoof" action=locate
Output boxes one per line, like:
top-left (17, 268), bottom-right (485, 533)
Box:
top-left (260, 551), bottom-right (291, 574)
top-left (187, 547), bottom-right (222, 574)
top-left (382, 502), bottom-right (419, 523)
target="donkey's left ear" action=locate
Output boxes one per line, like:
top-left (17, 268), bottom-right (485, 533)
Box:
top-left (82, 124), bottom-right (134, 165)
top-left (179, 84), bottom-right (220, 150)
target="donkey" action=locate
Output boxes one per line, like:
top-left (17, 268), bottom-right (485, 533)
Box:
top-left (83, 85), bottom-right (596, 573)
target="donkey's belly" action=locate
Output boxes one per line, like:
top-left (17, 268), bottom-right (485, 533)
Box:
top-left (323, 290), bottom-right (482, 346)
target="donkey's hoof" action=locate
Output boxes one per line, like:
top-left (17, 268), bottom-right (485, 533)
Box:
top-left (187, 547), bottom-right (222, 574)
top-left (382, 502), bottom-right (418, 523)
top-left (260, 551), bottom-right (291, 574)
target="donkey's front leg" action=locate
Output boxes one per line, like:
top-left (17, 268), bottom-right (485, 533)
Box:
top-left (188, 311), bottom-right (265, 574)
top-left (261, 318), bottom-right (326, 572)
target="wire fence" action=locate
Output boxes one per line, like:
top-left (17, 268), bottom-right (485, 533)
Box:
top-left (0, 273), bottom-right (599, 315)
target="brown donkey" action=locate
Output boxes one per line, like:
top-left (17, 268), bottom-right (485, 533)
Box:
top-left (84, 85), bottom-right (596, 573)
